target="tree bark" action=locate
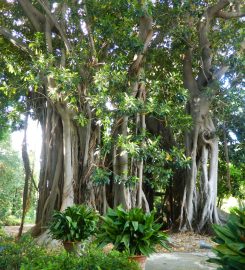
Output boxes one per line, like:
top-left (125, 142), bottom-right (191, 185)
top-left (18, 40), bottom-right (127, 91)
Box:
top-left (18, 112), bottom-right (32, 238)
top-left (178, 0), bottom-right (243, 231)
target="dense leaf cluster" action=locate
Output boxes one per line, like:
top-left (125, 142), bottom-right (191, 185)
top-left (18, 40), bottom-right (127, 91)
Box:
top-left (209, 208), bottom-right (245, 270)
top-left (97, 205), bottom-right (169, 256)
top-left (49, 204), bottom-right (99, 242)
top-left (0, 234), bottom-right (140, 270)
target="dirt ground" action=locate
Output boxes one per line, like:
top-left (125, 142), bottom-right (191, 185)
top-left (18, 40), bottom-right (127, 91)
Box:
top-left (3, 224), bottom-right (34, 237)
top-left (164, 231), bottom-right (214, 252)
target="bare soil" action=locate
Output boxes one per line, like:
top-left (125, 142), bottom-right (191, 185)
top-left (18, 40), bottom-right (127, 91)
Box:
top-left (3, 224), bottom-right (34, 237)
top-left (157, 231), bottom-right (214, 253)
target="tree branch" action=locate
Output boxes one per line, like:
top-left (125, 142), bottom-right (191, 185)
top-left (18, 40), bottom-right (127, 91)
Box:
top-left (129, 12), bottom-right (153, 82)
top-left (197, 0), bottom-right (234, 86)
top-left (45, 17), bottom-right (53, 53)
top-left (0, 26), bottom-right (30, 53)
top-left (198, 1), bottom-right (244, 87)
top-left (216, 10), bottom-right (245, 19)
top-left (214, 65), bottom-right (229, 80)
top-left (36, 0), bottom-right (72, 52)
top-left (207, 0), bottom-right (229, 19)
top-left (183, 48), bottom-right (198, 95)
top-left (18, 0), bottom-right (45, 31)
top-left (83, 0), bottom-right (97, 63)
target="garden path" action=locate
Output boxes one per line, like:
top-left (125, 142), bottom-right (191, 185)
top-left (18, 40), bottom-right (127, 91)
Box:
top-left (146, 252), bottom-right (217, 270)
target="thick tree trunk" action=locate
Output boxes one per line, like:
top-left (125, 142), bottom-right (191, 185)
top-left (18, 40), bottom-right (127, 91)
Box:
top-left (56, 105), bottom-right (75, 211)
top-left (33, 100), bottom-right (98, 235)
top-left (180, 96), bottom-right (220, 231)
top-left (113, 117), bottom-right (131, 209)
top-left (178, 0), bottom-right (240, 231)
top-left (34, 103), bottom-right (64, 234)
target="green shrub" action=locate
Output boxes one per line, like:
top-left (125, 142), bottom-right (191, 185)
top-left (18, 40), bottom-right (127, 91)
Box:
top-left (49, 204), bottom-right (99, 242)
top-left (2, 215), bottom-right (20, 226)
top-left (0, 227), bottom-right (6, 239)
top-left (0, 235), bottom-right (46, 270)
top-left (97, 205), bottom-right (170, 256)
top-left (0, 236), bottom-right (140, 270)
top-left (208, 208), bottom-right (245, 270)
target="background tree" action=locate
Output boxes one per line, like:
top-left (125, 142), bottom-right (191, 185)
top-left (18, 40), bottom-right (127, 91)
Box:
top-left (177, 0), bottom-right (244, 231)
top-left (0, 0), bottom-right (244, 235)
top-left (0, 132), bottom-right (24, 224)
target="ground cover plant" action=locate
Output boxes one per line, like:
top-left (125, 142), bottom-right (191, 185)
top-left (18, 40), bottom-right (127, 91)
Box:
top-left (0, 234), bottom-right (140, 270)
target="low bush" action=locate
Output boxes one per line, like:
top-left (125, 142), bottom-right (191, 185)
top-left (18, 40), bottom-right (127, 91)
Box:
top-left (2, 215), bottom-right (20, 226)
top-left (208, 208), bottom-right (245, 270)
top-left (0, 227), bottom-right (6, 239)
top-left (97, 205), bottom-right (169, 256)
top-left (0, 235), bottom-right (140, 270)
top-left (49, 204), bottom-right (99, 242)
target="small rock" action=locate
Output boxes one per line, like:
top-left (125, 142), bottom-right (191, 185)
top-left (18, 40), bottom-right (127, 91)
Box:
top-left (199, 240), bottom-right (212, 249)
top-left (102, 243), bottom-right (114, 254)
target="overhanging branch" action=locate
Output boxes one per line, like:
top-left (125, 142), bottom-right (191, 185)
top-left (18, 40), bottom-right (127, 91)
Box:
top-left (214, 65), bottom-right (229, 80)
top-left (183, 48), bottom-right (198, 95)
top-left (207, 0), bottom-right (230, 18)
top-left (217, 10), bottom-right (245, 19)
top-left (18, 0), bottom-right (45, 31)
top-left (36, 0), bottom-right (72, 52)
top-left (0, 26), bottom-right (30, 53)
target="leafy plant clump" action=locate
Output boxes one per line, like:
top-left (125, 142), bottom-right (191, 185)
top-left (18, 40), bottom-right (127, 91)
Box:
top-left (97, 206), bottom-right (170, 256)
top-left (0, 236), bottom-right (140, 270)
top-left (49, 204), bottom-right (99, 242)
top-left (209, 208), bottom-right (245, 270)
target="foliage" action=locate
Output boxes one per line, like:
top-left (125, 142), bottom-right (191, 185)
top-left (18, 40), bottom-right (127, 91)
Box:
top-left (97, 205), bottom-right (170, 256)
top-left (2, 215), bottom-right (20, 226)
top-left (218, 160), bottom-right (245, 202)
top-left (49, 204), bottom-right (99, 242)
top-left (0, 133), bottom-right (24, 224)
top-left (0, 0), bottom-right (244, 232)
top-left (92, 167), bottom-right (112, 186)
top-left (0, 226), bottom-right (7, 239)
top-left (0, 235), bottom-right (140, 270)
top-left (216, 84), bottom-right (245, 201)
top-left (208, 208), bottom-right (245, 270)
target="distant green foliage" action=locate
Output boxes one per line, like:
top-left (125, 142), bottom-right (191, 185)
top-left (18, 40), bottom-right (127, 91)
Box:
top-left (0, 235), bottom-right (140, 270)
top-left (0, 134), bottom-right (24, 224)
top-left (218, 160), bottom-right (245, 202)
top-left (209, 208), bottom-right (245, 270)
top-left (2, 215), bottom-right (20, 226)
top-left (49, 204), bottom-right (99, 242)
top-left (0, 226), bottom-right (7, 239)
top-left (97, 205), bottom-right (170, 256)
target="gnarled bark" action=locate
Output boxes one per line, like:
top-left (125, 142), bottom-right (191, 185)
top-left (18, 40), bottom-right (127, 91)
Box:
top-left (179, 0), bottom-right (244, 231)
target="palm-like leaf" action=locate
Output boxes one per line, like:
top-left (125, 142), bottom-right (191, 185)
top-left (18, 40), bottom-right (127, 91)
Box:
top-left (49, 204), bottom-right (99, 242)
top-left (209, 208), bottom-right (245, 270)
top-left (97, 206), bottom-right (170, 256)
